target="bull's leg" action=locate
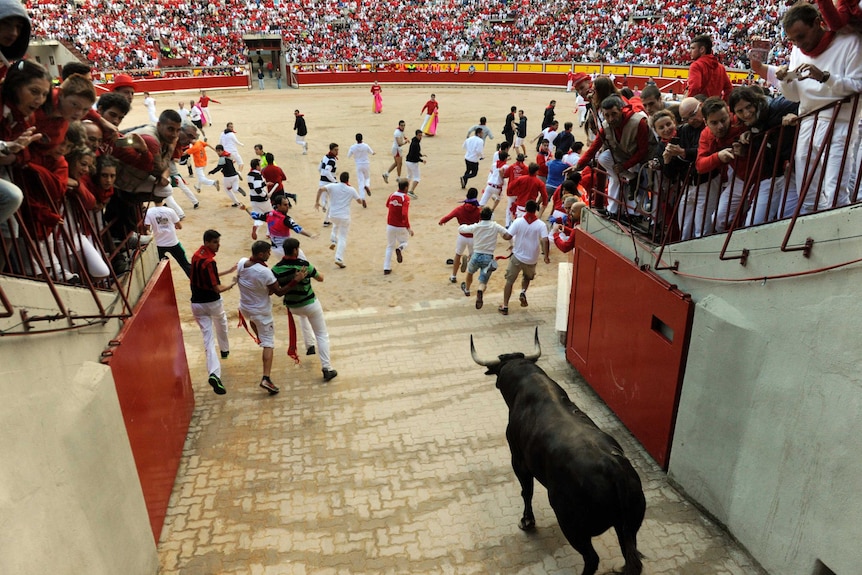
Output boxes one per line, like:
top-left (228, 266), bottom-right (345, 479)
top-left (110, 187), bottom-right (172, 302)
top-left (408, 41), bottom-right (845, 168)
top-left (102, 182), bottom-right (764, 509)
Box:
top-left (563, 532), bottom-right (600, 575)
top-left (511, 455), bottom-right (536, 530)
top-left (554, 509), bottom-right (600, 575)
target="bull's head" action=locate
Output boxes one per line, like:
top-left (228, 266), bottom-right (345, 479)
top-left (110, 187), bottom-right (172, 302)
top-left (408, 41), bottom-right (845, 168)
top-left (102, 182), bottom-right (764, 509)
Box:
top-left (470, 327), bottom-right (542, 375)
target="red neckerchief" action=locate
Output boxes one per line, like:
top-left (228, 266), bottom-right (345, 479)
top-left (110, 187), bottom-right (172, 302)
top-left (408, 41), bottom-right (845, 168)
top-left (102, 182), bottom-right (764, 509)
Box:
top-left (661, 129), bottom-right (678, 144)
top-left (524, 212), bottom-right (538, 224)
top-left (197, 244), bottom-right (216, 259)
top-left (801, 30), bottom-right (836, 57)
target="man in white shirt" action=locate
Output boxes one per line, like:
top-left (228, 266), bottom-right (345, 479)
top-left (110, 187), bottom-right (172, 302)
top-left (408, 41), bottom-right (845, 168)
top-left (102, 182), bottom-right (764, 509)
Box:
top-left (383, 120), bottom-right (407, 183)
top-left (458, 207), bottom-right (512, 310)
top-left (347, 132), bottom-right (375, 196)
top-left (188, 100), bottom-right (206, 137)
top-left (542, 121), bottom-right (560, 156)
top-left (144, 197), bottom-right (191, 277)
top-left (499, 200), bottom-right (550, 316)
top-left (461, 127), bottom-right (485, 189)
top-left (143, 91), bottom-right (158, 124)
top-left (218, 122), bottom-right (245, 171)
top-left (755, 2), bottom-right (862, 213)
top-left (177, 101), bottom-right (190, 126)
top-left (315, 172), bottom-right (366, 268)
top-left (236, 241), bottom-right (307, 395)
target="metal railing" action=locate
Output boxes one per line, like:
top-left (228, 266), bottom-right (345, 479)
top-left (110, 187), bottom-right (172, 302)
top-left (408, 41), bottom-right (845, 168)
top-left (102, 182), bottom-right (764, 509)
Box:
top-left (0, 175), bottom-right (143, 334)
top-left (584, 94), bottom-right (861, 269)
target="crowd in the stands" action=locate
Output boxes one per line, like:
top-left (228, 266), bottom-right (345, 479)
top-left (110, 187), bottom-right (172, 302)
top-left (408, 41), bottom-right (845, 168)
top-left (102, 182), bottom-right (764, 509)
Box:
top-left (27, 0), bottom-right (791, 70)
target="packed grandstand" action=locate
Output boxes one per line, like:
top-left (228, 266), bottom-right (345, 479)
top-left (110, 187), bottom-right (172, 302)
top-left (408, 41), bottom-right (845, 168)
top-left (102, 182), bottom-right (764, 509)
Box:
top-left (27, 0), bottom-right (791, 70)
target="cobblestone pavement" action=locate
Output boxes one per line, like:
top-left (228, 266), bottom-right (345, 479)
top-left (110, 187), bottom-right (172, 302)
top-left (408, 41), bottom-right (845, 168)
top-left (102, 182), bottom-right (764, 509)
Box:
top-left (161, 284), bottom-right (767, 575)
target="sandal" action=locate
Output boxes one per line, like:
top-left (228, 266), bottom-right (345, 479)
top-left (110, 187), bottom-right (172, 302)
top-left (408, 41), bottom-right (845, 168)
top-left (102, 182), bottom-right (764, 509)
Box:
top-left (498, 306), bottom-right (508, 316)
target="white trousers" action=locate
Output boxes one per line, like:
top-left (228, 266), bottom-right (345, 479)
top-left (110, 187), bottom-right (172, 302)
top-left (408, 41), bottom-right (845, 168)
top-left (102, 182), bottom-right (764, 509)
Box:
top-left (715, 176), bottom-right (745, 233)
top-left (355, 163), bottom-right (371, 192)
top-left (598, 149), bottom-right (640, 215)
top-left (222, 175), bottom-right (241, 203)
top-left (384, 225), bottom-right (409, 270)
top-left (194, 166), bottom-right (217, 188)
top-left (329, 216), bottom-right (351, 262)
top-left (192, 299), bottom-right (229, 378)
top-left (745, 176), bottom-right (790, 226)
top-left (289, 300), bottom-right (332, 370)
top-left (678, 177), bottom-right (721, 240)
top-left (796, 116), bottom-right (854, 213)
top-left (173, 174), bottom-right (197, 206)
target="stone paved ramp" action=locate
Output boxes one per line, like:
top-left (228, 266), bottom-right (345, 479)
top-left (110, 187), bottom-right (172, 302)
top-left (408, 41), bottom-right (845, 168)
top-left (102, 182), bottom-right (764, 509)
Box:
top-left (160, 285), bottom-right (766, 575)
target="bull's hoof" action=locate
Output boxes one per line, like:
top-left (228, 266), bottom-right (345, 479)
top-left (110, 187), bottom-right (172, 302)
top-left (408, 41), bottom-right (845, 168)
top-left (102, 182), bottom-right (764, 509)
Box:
top-left (518, 518), bottom-right (536, 531)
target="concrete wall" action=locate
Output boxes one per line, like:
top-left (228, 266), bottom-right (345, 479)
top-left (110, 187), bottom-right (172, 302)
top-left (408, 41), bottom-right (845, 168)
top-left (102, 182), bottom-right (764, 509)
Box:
top-left (579, 207), bottom-right (862, 575)
top-left (0, 252), bottom-right (161, 575)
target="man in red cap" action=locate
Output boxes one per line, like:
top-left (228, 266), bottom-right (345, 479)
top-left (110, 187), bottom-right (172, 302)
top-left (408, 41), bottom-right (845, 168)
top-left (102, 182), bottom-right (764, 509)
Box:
top-left (571, 72), bottom-right (592, 128)
top-left (111, 73), bottom-right (135, 106)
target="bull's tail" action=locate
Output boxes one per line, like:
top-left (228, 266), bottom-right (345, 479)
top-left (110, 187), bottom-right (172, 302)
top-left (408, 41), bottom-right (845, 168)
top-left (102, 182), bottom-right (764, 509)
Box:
top-left (619, 532), bottom-right (644, 575)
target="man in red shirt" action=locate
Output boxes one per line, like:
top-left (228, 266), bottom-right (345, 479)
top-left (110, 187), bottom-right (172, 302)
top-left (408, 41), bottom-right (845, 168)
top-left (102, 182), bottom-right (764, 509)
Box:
top-left (190, 229), bottom-right (238, 395)
top-left (506, 163), bottom-right (549, 225)
top-left (383, 178), bottom-right (414, 274)
top-left (261, 153), bottom-right (287, 196)
top-left (438, 188), bottom-right (481, 284)
top-left (687, 34), bottom-right (734, 101)
top-left (575, 95), bottom-right (656, 217)
top-left (695, 97), bottom-right (748, 232)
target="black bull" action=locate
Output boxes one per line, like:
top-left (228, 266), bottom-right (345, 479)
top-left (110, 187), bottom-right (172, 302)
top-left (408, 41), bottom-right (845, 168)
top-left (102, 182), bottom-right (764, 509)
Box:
top-left (472, 331), bottom-right (645, 575)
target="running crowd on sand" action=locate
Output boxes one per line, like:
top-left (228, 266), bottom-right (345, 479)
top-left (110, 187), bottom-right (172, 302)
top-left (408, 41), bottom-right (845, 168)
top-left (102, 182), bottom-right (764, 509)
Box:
top-left (26, 0), bottom-right (796, 69)
top-left (2, 0), bottom-right (860, 398)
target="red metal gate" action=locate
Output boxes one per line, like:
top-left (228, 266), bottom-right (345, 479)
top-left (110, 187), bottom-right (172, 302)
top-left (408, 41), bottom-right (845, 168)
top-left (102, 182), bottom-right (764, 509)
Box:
top-left (101, 262), bottom-right (195, 542)
top-left (566, 230), bottom-right (693, 469)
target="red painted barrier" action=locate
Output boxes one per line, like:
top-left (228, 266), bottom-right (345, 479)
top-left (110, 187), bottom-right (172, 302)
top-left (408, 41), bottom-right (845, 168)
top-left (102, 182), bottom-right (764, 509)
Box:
top-left (99, 74), bottom-right (250, 94)
top-left (295, 70), bottom-right (691, 93)
top-left (566, 230), bottom-right (694, 469)
top-left (297, 70), bottom-right (564, 88)
top-left (102, 261), bottom-right (195, 542)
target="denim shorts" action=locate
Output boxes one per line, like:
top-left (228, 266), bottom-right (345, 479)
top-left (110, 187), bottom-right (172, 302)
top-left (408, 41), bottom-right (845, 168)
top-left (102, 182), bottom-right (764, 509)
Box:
top-left (467, 252), bottom-right (498, 285)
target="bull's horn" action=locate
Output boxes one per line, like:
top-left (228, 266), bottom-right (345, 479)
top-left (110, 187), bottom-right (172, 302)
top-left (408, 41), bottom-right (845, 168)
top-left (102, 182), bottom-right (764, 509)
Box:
top-left (522, 327), bottom-right (542, 362)
top-left (470, 335), bottom-right (501, 369)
